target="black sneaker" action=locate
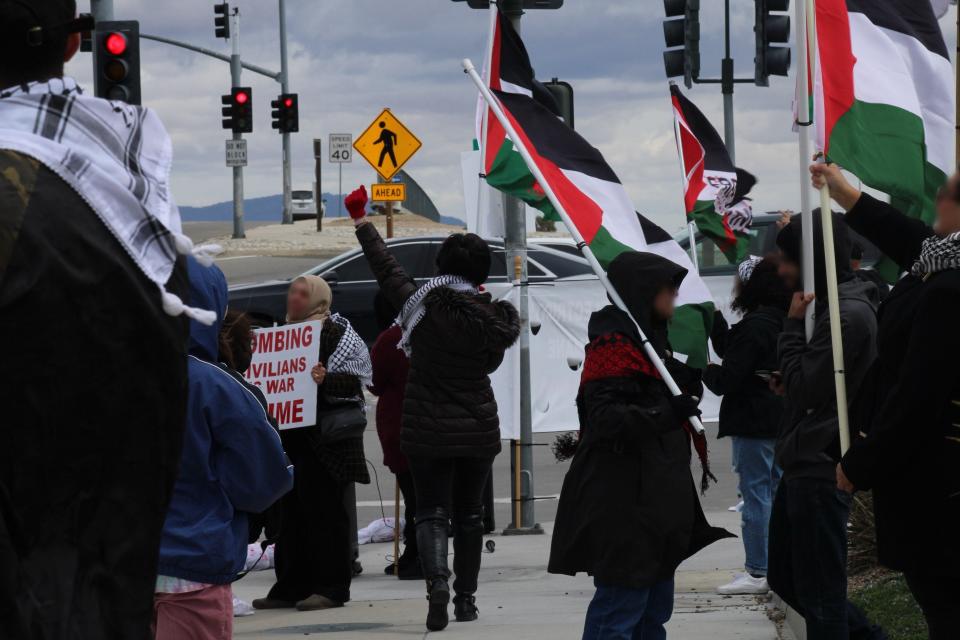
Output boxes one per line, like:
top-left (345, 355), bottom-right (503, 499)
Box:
top-left (425, 577), bottom-right (450, 632)
top-left (454, 594), bottom-right (478, 622)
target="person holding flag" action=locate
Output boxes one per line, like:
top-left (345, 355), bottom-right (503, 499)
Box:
top-left (813, 163), bottom-right (960, 639)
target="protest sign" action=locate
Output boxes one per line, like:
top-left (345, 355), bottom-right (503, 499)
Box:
top-left (245, 321), bottom-right (322, 430)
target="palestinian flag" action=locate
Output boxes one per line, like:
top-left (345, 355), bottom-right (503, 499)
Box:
top-left (813, 0), bottom-right (954, 231)
top-left (671, 85), bottom-right (756, 263)
top-left (477, 8), bottom-right (715, 367)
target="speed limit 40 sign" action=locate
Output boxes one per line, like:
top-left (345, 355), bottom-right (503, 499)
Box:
top-left (329, 133), bottom-right (352, 163)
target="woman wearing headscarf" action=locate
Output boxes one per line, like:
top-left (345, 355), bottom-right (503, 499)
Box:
top-left (346, 186), bottom-right (520, 632)
top-left (704, 256), bottom-right (790, 596)
top-left (813, 163), bottom-right (960, 638)
top-left (548, 251), bottom-right (732, 640)
top-left (254, 275), bottom-right (372, 612)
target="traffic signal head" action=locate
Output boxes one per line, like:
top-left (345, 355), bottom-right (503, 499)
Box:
top-left (271, 93), bottom-right (299, 134)
top-left (755, 0), bottom-right (791, 86)
top-left (662, 0), bottom-right (700, 89)
top-left (222, 87), bottom-right (253, 133)
top-left (214, 3), bottom-right (231, 39)
top-left (543, 79), bottom-right (575, 130)
top-left (94, 21), bottom-right (141, 105)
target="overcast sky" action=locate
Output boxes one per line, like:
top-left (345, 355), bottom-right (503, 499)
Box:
top-left (68, 1), bottom-right (958, 233)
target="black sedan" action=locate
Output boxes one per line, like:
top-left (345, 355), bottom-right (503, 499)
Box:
top-left (228, 236), bottom-right (594, 343)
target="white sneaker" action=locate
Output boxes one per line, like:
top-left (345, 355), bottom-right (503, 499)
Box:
top-left (233, 596), bottom-right (256, 617)
top-left (728, 500), bottom-right (744, 512)
top-left (717, 573), bottom-right (769, 595)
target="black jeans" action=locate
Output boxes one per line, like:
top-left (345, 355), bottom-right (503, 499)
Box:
top-left (904, 572), bottom-right (960, 640)
top-left (396, 470), bottom-right (418, 557)
top-left (410, 456), bottom-right (493, 595)
top-left (768, 476), bottom-right (852, 640)
top-left (268, 432), bottom-right (352, 604)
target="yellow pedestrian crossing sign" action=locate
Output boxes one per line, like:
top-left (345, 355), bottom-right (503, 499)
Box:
top-left (353, 109), bottom-right (422, 181)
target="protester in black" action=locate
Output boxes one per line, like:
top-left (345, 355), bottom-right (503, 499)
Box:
top-left (850, 241), bottom-right (889, 301)
top-left (814, 163), bottom-right (960, 639)
top-left (255, 276), bottom-right (371, 612)
top-left (0, 4), bottom-right (199, 636)
top-left (705, 256), bottom-right (790, 595)
top-left (548, 251), bottom-right (732, 640)
top-left (347, 186), bottom-right (519, 632)
top-left (768, 211), bottom-right (879, 640)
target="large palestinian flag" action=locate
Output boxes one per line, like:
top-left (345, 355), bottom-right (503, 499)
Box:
top-left (813, 0), bottom-right (954, 231)
top-left (477, 8), bottom-right (715, 367)
top-left (671, 85), bottom-right (756, 263)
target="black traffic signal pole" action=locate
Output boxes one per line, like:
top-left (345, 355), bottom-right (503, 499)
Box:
top-left (685, 0), bottom-right (755, 163)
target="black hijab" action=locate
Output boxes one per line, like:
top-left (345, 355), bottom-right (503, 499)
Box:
top-left (776, 208), bottom-right (854, 297)
top-left (591, 251), bottom-right (688, 356)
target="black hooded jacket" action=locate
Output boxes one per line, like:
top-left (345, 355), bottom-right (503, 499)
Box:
top-left (774, 211), bottom-right (879, 480)
top-left (549, 252), bottom-right (731, 589)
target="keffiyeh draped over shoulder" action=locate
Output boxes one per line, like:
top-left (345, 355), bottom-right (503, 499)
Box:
top-left (326, 313), bottom-right (372, 387)
top-left (912, 231), bottom-right (960, 278)
top-left (395, 275), bottom-right (478, 356)
top-left (0, 77), bottom-right (219, 323)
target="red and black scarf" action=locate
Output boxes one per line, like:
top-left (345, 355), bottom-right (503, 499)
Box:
top-left (582, 332), bottom-right (715, 493)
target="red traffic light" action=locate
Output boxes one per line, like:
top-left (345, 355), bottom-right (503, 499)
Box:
top-left (105, 32), bottom-right (127, 56)
top-left (235, 91), bottom-right (249, 105)
top-left (284, 97), bottom-right (294, 108)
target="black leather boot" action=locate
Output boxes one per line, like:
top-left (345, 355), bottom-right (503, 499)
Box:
top-left (452, 511), bottom-right (484, 622)
top-left (417, 507), bottom-right (451, 631)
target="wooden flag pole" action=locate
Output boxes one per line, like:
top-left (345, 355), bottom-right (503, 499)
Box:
top-left (393, 480), bottom-right (401, 576)
top-left (463, 57), bottom-right (706, 434)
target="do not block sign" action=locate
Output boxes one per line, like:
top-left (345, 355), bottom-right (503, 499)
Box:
top-left (244, 321), bottom-right (322, 430)
top-left (371, 183), bottom-right (406, 202)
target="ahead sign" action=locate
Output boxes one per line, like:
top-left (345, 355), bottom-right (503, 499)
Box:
top-left (371, 183), bottom-right (406, 202)
top-left (329, 133), bottom-right (352, 163)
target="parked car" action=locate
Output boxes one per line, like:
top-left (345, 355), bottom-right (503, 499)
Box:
top-left (228, 236), bottom-right (594, 343)
top-left (291, 189), bottom-right (319, 221)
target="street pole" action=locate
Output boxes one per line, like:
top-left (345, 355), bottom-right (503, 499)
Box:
top-left (338, 164), bottom-right (343, 217)
top-left (501, 0), bottom-right (542, 537)
top-left (279, 0), bottom-right (293, 225)
top-left (314, 139), bottom-right (323, 232)
top-left (721, 0), bottom-right (736, 163)
top-left (230, 9), bottom-right (245, 240)
top-left (90, 0), bottom-right (113, 21)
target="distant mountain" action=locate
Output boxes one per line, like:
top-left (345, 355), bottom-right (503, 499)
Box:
top-left (179, 193), bottom-right (465, 228)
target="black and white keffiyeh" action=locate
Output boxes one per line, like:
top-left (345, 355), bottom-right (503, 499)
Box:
top-left (0, 77), bottom-right (219, 324)
top-left (912, 231), bottom-right (960, 278)
top-left (396, 275), bottom-right (477, 356)
top-left (327, 313), bottom-right (372, 386)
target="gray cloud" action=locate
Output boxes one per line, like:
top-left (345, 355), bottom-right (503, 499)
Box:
top-left (68, 1), bottom-right (957, 234)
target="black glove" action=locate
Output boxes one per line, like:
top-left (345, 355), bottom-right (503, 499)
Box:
top-left (668, 393), bottom-right (702, 421)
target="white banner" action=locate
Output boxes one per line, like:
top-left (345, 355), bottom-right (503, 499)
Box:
top-left (245, 321), bottom-right (322, 430)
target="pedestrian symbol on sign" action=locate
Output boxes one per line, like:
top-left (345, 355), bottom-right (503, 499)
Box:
top-left (353, 109), bottom-right (421, 181)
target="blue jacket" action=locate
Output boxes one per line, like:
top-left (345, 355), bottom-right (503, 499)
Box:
top-left (157, 258), bottom-right (293, 585)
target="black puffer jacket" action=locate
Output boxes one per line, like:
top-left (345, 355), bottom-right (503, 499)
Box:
top-left (703, 306), bottom-right (785, 439)
top-left (356, 223), bottom-right (520, 458)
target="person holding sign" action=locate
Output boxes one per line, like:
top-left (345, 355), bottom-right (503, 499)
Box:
top-left (256, 275), bottom-right (372, 613)
top-left (348, 186), bottom-right (520, 632)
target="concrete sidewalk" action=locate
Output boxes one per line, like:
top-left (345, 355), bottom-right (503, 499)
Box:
top-left (233, 511), bottom-right (784, 639)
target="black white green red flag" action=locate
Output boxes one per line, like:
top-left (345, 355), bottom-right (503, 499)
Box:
top-left (813, 0), bottom-right (954, 231)
top-left (670, 85), bottom-right (756, 264)
top-left (476, 7), bottom-right (715, 367)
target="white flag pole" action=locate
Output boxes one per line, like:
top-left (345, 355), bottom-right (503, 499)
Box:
top-left (795, 0), bottom-right (816, 340)
top-left (806, 0), bottom-right (853, 453)
top-left (462, 57), bottom-right (706, 434)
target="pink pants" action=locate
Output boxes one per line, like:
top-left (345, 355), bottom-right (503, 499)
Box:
top-left (153, 584), bottom-right (233, 640)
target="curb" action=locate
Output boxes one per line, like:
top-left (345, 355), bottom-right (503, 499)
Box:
top-left (771, 593), bottom-right (806, 640)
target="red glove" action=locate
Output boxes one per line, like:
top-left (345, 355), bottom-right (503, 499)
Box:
top-left (345, 186), bottom-right (368, 221)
